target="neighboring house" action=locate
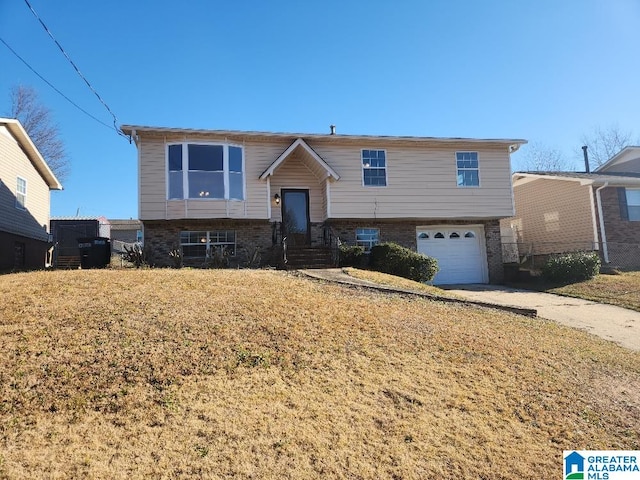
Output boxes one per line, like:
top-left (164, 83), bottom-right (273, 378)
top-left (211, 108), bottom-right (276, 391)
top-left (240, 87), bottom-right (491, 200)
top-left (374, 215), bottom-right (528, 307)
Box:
top-left (108, 218), bottom-right (142, 257)
top-left (0, 118), bottom-right (62, 270)
top-left (504, 146), bottom-right (640, 269)
top-left (121, 124), bottom-right (526, 284)
top-left (109, 219), bottom-right (142, 245)
top-left (50, 217), bottom-right (111, 268)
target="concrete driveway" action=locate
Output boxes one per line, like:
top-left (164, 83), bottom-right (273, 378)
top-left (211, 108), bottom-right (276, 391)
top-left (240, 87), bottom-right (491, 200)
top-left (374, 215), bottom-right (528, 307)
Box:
top-left (442, 284), bottom-right (640, 352)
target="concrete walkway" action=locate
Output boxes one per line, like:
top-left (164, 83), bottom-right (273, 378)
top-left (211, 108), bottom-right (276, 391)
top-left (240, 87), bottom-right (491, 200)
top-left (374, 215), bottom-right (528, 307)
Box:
top-left (299, 269), bottom-right (640, 352)
top-left (442, 284), bottom-right (640, 352)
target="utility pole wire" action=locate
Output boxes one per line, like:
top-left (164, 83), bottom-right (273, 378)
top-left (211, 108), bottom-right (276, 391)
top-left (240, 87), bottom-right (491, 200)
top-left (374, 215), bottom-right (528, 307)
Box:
top-left (1, 37), bottom-right (114, 131)
top-left (23, 0), bottom-right (127, 138)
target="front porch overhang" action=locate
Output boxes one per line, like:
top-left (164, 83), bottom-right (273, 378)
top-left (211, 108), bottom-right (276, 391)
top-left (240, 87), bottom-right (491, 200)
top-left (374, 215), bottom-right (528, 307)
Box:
top-left (259, 138), bottom-right (340, 181)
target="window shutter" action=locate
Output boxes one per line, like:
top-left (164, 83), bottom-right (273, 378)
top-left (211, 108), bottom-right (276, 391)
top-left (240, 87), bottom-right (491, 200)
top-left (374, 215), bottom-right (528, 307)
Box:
top-left (618, 187), bottom-right (629, 220)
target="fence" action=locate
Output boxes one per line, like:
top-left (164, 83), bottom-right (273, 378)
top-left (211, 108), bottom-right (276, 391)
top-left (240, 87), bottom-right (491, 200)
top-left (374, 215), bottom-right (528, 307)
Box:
top-left (501, 240), bottom-right (640, 271)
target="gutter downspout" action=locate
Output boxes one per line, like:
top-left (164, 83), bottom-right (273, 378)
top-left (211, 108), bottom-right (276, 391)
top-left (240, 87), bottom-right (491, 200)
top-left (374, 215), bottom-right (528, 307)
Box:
top-left (595, 182), bottom-right (609, 264)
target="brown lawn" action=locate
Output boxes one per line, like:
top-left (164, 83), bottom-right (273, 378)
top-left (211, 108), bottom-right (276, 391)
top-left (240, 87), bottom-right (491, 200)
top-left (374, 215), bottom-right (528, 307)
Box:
top-left (546, 271), bottom-right (640, 312)
top-left (1, 269), bottom-right (639, 479)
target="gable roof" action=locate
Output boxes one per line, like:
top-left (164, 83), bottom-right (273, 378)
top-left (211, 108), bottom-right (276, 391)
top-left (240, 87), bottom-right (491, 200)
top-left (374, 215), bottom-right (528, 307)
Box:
top-left (594, 146), bottom-right (640, 173)
top-left (259, 138), bottom-right (340, 180)
top-left (0, 117), bottom-right (63, 190)
top-left (513, 171), bottom-right (640, 187)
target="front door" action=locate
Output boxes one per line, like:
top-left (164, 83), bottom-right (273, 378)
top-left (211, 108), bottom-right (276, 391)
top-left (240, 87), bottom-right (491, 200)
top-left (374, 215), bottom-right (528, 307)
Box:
top-left (281, 189), bottom-right (310, 246)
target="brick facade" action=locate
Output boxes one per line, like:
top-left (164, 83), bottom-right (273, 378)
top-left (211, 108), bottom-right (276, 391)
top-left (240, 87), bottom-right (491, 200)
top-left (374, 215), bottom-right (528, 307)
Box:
top-left (145, 218), bottom-right (504, 282)
top-left (597, 187), bottom-right (640, 269)
top-left (143, 219), bottom-right (273, 268)
top-left (327, 218), bottom-right (504, 283)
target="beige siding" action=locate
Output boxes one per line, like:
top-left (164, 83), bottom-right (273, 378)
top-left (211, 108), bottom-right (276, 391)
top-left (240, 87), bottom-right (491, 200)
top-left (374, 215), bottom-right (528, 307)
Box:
top-left (138, 132), bottom-right (514, 221)
top-left (314, 143), bottom-right (514, 219)
top-left (507, 178), bottom-right (596, 254)
top-left (0, 126), bottom-right (50, 241)
top-left (270, 155), bottom-right (324, 223)
top-left (139, 136), bottom-right (285, 220)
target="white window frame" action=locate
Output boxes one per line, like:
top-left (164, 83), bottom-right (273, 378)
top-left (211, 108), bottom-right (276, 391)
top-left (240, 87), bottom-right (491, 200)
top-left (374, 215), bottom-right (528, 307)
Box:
top-left (356, 227), bottom-right (380, 252)
top-left (180, 230), bottom-right (236, 258)
top-left (361, 149), bottom-right (387, 187)
top-left (626, 188), bottom-right (640, 221)
top-left (456, 151), bottom-right (480, 187)
top-left (16, 176), bottom-right (27, 210)
top-left (166, 143), bottom-right (245, 201)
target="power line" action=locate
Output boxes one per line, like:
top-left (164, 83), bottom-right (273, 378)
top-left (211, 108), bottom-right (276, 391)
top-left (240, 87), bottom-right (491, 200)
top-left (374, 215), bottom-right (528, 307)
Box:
top-left (0, 36), bottom-right (114, 131)
top-left (23, 0), bottom-right (127, 138)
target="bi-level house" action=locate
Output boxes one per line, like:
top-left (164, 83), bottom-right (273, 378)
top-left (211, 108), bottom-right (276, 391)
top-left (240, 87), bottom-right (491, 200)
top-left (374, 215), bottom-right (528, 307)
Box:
top-left (121, 124), bottom-right (525, 284)
top-left (0, 118), bottom-right (63, 270)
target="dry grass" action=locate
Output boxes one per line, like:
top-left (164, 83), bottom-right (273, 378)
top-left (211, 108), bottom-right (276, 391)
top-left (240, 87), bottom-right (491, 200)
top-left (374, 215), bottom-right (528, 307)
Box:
top-left (342, 267), bottom-right (455, 296)
top-left (538, 271), bottom-right (640, 312)
top-left (1, 269), bottom-right (639, 479)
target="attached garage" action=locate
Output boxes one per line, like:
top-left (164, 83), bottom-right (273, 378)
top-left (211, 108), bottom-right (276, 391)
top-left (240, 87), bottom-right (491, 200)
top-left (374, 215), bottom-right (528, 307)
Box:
top-left (416, 225), bottom-right (488, 284)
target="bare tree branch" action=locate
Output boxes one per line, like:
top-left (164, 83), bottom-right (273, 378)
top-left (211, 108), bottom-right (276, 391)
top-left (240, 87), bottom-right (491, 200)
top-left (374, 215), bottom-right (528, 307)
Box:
top-left (580, 124), bottom-right (632, 170)
top-left (7, 85), bottom-right (70, 181)
top-left (519, 142), bottom-right (570, 172)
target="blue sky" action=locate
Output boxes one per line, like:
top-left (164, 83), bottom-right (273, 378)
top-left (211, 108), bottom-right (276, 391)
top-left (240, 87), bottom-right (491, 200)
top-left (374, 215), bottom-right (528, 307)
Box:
top-left (1, 0), bottom-right (639, 219)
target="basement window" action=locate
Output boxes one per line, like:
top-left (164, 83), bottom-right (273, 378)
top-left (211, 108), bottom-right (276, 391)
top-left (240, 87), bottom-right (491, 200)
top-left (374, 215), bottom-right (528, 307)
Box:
top-left (180, 230), bottom-right (236, 258)
top-left (356, 228), bottom-right (379, 252)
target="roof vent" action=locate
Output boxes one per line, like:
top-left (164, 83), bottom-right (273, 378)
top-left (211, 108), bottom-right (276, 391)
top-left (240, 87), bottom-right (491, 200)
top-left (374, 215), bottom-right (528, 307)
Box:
top-left (582, 145), bottom-right (590, 173)
top-left (330, 125), bottom-right (336, 135)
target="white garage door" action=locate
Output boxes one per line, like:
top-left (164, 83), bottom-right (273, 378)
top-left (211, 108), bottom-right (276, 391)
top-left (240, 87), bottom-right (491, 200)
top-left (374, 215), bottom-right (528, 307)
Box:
top-left (416, 226), bottom-right (488, 285)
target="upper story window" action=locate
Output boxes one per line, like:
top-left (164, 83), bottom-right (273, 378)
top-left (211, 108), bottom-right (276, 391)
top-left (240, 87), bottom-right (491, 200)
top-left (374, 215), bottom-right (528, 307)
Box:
top-left (456, 152), bottom-right (479, 187)
top-left (16, 177), bottom-right (27, 210)
top-left (167, 143), bottom-right (244, 200)
top-left (626, 189), bottom-right (640, 221)
top-left (362, 149), bottom-right (387, 186)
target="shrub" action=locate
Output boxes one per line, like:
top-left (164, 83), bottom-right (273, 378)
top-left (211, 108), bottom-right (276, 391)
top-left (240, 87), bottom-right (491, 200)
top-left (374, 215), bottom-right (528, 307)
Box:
top-left (339, 244), bottom-right (366, 267)
top-left (369, 242), bottom-right (438, 283)
top-left (541, 251), bottom-right (601, 283)
top-left (122, 243), bottom-right (148, 268)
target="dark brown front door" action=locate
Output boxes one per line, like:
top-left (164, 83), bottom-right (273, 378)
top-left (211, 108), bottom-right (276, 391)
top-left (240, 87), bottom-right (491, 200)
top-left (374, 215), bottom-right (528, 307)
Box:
top-left (281, 189), bottom-right (310, 246)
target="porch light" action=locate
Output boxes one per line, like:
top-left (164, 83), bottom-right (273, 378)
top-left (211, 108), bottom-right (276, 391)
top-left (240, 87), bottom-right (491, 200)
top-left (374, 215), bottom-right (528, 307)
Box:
top-left (274, 193), bottom-right (280, 205)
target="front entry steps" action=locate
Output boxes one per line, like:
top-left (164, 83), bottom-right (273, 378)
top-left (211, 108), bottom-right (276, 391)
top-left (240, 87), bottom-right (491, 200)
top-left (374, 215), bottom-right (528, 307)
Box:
top-left (285, 246), bottom-right (334, 269)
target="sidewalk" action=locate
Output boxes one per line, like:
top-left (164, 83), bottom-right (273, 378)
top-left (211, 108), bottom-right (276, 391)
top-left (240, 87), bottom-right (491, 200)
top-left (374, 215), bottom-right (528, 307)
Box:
top-left (442, 284), bottom-right (640, 352)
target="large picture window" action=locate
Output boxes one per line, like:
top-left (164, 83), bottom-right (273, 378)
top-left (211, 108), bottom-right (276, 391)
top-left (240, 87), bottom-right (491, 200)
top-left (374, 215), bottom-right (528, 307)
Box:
top-left (362, 149), bottom-right (387, 186)
top-left (626, 189), bottom-right (640, 221)
top-left (167, 143), bottom-right (244, 200)
top-left (456, 152), bottom-right (479, 187)
top-left (180, 231), bottom-right (236, 258)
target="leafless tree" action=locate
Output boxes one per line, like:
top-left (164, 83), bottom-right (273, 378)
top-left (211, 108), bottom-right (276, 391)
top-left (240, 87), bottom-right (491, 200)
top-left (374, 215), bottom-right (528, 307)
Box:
top-left (519, 142), bottom-right (570, 172)
top-left (580, 124), bottom-right (633, 170)
top-left (7, 85), bottom-right (69, 181)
